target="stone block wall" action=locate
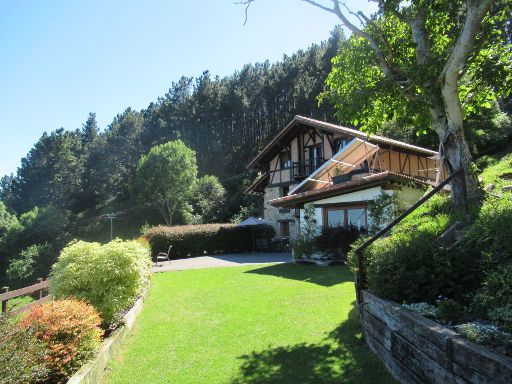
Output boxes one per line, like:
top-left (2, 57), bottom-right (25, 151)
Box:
top-left (263, 186), bottom-right (297, 242)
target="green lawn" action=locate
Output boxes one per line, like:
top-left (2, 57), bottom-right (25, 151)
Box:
top-left (104, 264), bottom-right (395, 384)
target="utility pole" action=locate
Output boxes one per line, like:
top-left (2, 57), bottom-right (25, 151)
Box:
top-left (100, 213), bottom-right (122, 241)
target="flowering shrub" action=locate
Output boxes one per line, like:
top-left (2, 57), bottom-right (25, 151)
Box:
top-left (20, 299), bottom-right (102, 381)
top-left (401, 302), bottom-right (439, 319)
top-left (50, 239), bottom-right (152, 327)
top-left (455, 322), bottom-right (512, 347)
top-left (0, 313), bottom-right (48, 384)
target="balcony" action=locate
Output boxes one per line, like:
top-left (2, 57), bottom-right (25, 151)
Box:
top-left (291, 158), bottom-right (326, 181)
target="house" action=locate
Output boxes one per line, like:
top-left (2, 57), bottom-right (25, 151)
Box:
top-left (245, 115), bottom-right (444, 242)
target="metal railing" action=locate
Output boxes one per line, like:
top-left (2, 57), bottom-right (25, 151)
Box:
top-left (291, 158), bottom-right (325, 180)
top-left (353, 168), bottom-right (468, 305)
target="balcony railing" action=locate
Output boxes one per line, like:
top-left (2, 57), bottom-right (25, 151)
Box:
top-left (291, 158), bottom-right (326, 180)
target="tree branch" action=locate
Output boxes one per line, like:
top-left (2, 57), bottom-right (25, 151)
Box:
top-left (409, 8), bottom-right (431, 66)
top-left (303, 0), bottom-right (415, 101)
top-left (440, 0), bottom-right (494, 86)
top-left (235, 0), bottom-right (255, 25)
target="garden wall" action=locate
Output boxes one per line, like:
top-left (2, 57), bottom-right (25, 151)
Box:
top-left (360, 290), bottom-right (512, 384)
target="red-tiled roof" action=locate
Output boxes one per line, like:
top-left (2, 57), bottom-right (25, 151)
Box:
top-left (269, 171), bottom-right (433, 208)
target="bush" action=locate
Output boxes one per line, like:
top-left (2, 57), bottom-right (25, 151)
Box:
top-left (437, 299), bottom-right (463, 322)
top-left (50, 239), bottom-right (152, 326)
top-left (471, 265), bottom-right (512, 331)
top-left (144, 223), bottom-right (275, 258)
top-left (316, 225), bottom-right (361, 260)
top-left (0, 313), bottom-right (48, 384)
top-left (464, 197), bottom-right (512, 266)
top-left (292, 235), bottom-right (315, 260)
top-left (455, 322), bottom-right (512, 348)
top-left (357, 194), bottom-right (481, 303)
top-left (401, 303), bottom-right (439, 319)
top-left (20, 299), bottom-right (102, 382)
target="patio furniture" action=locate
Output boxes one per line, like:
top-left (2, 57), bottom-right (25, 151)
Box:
top-left (155, 245), bottom-right (172, 267)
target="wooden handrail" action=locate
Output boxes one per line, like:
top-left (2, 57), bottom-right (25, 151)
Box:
top-left (354, 168), bottom-right (467, 303)
top-left (1, 278), bottom-right (49, 313)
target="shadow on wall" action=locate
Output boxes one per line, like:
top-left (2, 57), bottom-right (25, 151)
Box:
top-left (245, 262), bottom-right (353, 287)
top-left (230, 305), bottom-right (395, 384)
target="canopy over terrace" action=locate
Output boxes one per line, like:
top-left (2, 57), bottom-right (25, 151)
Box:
top-left (289, 138), bottom-right (379, 195)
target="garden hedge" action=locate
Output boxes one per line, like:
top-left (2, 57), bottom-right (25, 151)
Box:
top-left (144, 223), bottom-right (275, 258)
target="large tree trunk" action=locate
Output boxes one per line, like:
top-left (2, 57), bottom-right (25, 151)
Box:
top-left (428, 89), bottom-right (477, 208)
top-left (439, 82), bottom-right (479, 207)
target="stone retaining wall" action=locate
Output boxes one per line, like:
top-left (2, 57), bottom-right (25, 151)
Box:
top-left (360, 290), bottom-right (512, 384)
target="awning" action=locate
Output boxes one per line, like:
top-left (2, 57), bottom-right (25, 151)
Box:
top-left (289, 138), bottom-right (379, 195)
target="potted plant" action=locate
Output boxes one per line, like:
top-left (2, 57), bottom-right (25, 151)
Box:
top-left (331, 165), bottom-right (351, 184)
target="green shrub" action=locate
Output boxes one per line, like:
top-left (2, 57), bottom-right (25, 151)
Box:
top-left (359, 193), bottom-right (481, 303)
top-left (464, 197), bottom-right (512, 266)
top-left (20, 299), bottom-right (102, 382)
top-left (50, 239), bottom-right (152, 327)
top-left (0, 313), bottom-right (48, 384)
top-left (471, 265), bottom-right (512, 331)
top-left (401, 302), bottom-right (439, 319)
top-left (144, 223), bottom-right (275, 258)
top-left (316, 225), bottom-right (361, 260)
top-left (455, 322), bottom-right (512, 347)
top-left (437, 299), bottom-right (463, 322)
top-left (292, 235), bottom-right (315, 260)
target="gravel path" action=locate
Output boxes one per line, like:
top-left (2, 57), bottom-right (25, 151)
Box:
top-left (152, 252), bottom-right (291, 272)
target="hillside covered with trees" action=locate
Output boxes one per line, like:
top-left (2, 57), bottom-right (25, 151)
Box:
top-left (0, 29), bottom-right (345, 286)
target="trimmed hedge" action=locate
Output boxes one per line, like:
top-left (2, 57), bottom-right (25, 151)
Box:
top-left (144, 223), bottom-right (275, 258)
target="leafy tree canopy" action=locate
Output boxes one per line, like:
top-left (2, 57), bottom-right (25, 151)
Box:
top-left (135, 140), bottom-right (198, 226)
top-left (322, 1), bottom-right (512, 141)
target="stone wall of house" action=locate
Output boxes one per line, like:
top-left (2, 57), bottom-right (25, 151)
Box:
top-left (263, 186), bottom-right (297, 243)
top-left (361, 290), bottom-right (512, 384)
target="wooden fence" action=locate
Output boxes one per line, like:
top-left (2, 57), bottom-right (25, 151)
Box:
top-left (1, 278), bottom-right (50, 315)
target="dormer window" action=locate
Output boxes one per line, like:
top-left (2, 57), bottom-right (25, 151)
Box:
top-left (280, 150), bottom-right (292, 169)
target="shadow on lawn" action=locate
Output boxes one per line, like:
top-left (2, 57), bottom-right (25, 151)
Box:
top-left (245, 262), bottom-right (353, 287)
top-left (231, 304), bottom-right (393, 384)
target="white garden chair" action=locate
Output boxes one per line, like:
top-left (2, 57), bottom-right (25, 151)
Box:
top-left (155, 245), bottom-right (172, 267)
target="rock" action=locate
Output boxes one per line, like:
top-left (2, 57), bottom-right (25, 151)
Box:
top-left (502, 185), bottom-right (512, 192)
top-left (485, 184), bottom-right (495, 191)
top-left (500, 172), bottom-right (512, 180)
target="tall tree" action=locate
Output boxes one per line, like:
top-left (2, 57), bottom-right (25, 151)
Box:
top-left (8, 129), bottom-right (83, 213)
top-left (134, 140), bottom-right (198, 225)
top-left (81, 112), bottom-right (99, 148)
top-left (302, 0), bottom-right (506, 206)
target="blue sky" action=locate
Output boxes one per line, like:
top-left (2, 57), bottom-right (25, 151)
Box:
top-left (0, 0), bottom-right (376, 177)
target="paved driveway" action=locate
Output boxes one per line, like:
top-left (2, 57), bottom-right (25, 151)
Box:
top-left (152, 252), bottom-right (291, 272)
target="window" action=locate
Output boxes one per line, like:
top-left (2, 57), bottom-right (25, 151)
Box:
top-left (334, 138), bottom-right (348, 152)
top-left (280, 151), bottom-right (292, 169)
top-left (323, 206), bottom-right (367, 231)
top-left (307, 144), bottom-right (323, 170)
top-left (280, 186), bottom-right (289, 197)
top-left (347, 208), bottom-right (366, 229)
top-left (280, 222), bottom-right (290, 237)
top-left (326, 209), bottom-right (345, 227)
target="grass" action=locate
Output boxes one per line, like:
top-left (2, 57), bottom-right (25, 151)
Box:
top-left (8, 295), bottom-right (34, 311)
top-left (104, 264), bottom-right (395, 384)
